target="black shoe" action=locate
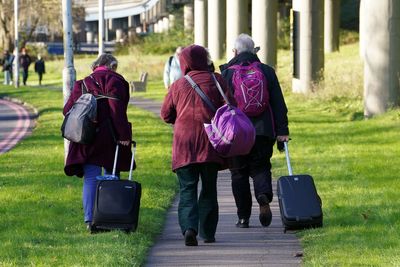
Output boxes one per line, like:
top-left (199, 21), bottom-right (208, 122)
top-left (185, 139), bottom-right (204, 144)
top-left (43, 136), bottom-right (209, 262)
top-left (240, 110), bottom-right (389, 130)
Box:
top-left (257, 194), bottom-right (272, 227)
top-left (204, 237), bottom-right (216, 243)
top-left (184, 229), bottom-right (198, 246)
top-left (235, 218), bottom-right (249, 228)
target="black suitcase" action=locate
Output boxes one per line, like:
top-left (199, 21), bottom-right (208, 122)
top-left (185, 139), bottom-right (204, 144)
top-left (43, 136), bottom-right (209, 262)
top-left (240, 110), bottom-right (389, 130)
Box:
top-left (277, 142), bottom-right (323, 232)
top-left (91, 142), bottom-right (141, 233)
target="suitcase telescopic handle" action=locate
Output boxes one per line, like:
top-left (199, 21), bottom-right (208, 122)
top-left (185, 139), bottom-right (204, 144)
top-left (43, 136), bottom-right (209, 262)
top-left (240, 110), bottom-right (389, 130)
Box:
top-left (284, 141), bottom-right (293, 176)
top-left (128, 141), bottom-right (136, 181)
top-left (112, 144), bottom-right (119, 176)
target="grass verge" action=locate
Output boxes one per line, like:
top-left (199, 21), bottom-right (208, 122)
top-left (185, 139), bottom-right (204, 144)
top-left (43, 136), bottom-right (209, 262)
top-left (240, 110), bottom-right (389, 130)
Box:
top-left (0, 86), bottom-right (177, 266)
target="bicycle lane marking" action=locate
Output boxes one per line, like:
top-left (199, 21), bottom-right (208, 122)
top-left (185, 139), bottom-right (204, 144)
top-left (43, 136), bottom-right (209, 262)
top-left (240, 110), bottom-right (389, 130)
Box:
top-left (0, 99), bottom-right (31, 154)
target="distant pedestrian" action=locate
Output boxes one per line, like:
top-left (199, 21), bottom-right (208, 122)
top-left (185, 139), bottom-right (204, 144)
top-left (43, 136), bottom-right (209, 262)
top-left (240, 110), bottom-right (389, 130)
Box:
top-left (19, 47), bottom-right (31, 86)
top-left (163, 46), bottom-right (183, 90)
top-left (1, 50), bottom-right (13, 85)
top-left (34, 54), bottom-right (45, 86)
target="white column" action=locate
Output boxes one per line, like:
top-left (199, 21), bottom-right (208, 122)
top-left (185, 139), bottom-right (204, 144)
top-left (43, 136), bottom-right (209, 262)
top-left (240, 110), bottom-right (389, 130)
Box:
top-left (163, 17), bottom-right (169, 32)
top-left (363, 0), bottom-right (400, 117)
top-left (98, 0), bottom-right (105, 55)
top-left (252, 0), bottom-right (277, 67)
top-left (169, 14), bottom-right (175, 29)
top-left (292, 0), bottom-right (324, 93)
top-left (194, 0), bottom-right (207, 46)
top-left (86, 31), bottom-right (94, 44)
top-left (184, 2), bottom-right (194, 32)
top-left (324, 0), bottom-right (340, 53)
top-left (208, 0), bottom-right (225, 60)
top-left (226, 0), bottom-right (249, 61)
top-left (115, 29), bottom-right (123, 42)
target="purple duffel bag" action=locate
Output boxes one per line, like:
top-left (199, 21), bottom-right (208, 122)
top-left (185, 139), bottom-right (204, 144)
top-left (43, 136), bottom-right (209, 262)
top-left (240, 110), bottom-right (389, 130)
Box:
top-left (204, 103), bottom-right (255, 157)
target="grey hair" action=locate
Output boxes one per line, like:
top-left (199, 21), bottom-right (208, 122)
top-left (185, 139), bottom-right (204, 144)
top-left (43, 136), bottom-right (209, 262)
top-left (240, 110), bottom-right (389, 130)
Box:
top-left (234, 33), bottom-right (255, 54)
top-left (91, 53), bottom-right (118, 70)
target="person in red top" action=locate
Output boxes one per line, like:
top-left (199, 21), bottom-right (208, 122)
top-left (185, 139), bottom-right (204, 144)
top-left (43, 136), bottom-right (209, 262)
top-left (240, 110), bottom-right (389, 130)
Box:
top-left (63, 53), bottom-right (133, 229)
top-left (161, 45), bottom-right (235, 246)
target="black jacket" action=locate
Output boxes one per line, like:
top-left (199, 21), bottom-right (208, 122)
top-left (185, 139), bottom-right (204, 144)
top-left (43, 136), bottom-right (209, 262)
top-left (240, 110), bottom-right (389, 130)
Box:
top-left (219, 52), bottom-right (289, 138)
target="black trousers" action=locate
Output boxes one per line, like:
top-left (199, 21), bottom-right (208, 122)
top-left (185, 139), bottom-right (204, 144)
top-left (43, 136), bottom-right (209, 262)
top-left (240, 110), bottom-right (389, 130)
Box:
top-left (230, 136), bottom-right (275, 220)
top-left (22, 68), bottom-right (29, 85)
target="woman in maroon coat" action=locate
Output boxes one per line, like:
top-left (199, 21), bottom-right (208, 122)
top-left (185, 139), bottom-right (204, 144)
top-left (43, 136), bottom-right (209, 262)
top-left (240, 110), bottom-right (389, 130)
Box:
top-left (161, 45), bottom-right (235, 246)
top-left (63, 54), bottom-right (132, 227)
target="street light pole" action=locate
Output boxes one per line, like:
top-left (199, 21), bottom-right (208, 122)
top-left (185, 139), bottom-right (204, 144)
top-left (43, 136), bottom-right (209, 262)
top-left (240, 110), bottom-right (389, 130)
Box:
top-left (62, 0), bottom-right (76, 160)
top-left (13, 0), bottom-right (19, 88)
top-left (98, 0), bottom-right (105, 55)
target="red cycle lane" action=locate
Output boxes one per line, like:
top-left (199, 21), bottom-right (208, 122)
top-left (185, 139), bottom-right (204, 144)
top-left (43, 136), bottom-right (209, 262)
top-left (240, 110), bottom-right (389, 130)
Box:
top-left (0, 99), bottom-right (34, 154)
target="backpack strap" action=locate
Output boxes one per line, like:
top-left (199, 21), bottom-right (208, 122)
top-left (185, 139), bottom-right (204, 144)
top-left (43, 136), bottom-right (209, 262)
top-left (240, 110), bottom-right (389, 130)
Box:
top-left (86, 75), bottom-right (120, 101)
top-left (184, 75), bottom-right (217, 113)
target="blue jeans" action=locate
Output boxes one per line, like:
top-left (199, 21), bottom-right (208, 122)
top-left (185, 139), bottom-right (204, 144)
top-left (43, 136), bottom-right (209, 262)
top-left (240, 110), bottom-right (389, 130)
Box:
top-left (82, 164), bottom-right (116, 223)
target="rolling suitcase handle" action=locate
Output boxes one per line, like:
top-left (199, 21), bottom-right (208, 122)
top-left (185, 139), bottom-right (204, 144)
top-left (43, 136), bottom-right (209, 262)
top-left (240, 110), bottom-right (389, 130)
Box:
top-left (128, 141), bottom-right (136, 181)
top-left (283, 141), bottom-right (293, 176)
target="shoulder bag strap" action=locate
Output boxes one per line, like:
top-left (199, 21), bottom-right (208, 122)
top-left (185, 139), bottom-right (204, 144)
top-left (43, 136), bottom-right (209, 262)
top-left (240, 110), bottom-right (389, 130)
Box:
top-left (211, 73), bottom-right (231, 105)
top-left (184, 74), bottom-right (217, 113)
top-left (88, 75), bottom-right (120, 101)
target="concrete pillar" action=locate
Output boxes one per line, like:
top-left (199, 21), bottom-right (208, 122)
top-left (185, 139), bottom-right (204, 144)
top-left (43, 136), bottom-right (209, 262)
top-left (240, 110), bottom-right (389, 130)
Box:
top-left (169, 14), bottom-right (175, 29)
top-left (163, 17), bottom-right (169, 32)
top-left (128, 16), bottom-right (134, 28)
top-left (105, 20), bottom-right (109, 41)
top-left (292, 0), bottom-right (324, 93)
top-left (154, 22), bottom-right (159, 33)
top-left (86, 31), bottom-right (94, 44)
top-left (108, 19), bottom-right (113, 30)
top-left (207, 0), bottom-right (225, 60)
top-left (252, 0), bottom-right (277, 68)
top-left (115, 28), bottom-right (123, 42)
top-left (324, 0), bottom-right (340, 53)
top-left (194, 0), bottom-right (207, 46)
top-left (184, 2), bottom-right (194, 32)
top-left (362, 0), bottom-right (400, 117)
top-left (226, 0), bottom-right (249, 61)
top-left (158, 19), bottom-right (164, 33)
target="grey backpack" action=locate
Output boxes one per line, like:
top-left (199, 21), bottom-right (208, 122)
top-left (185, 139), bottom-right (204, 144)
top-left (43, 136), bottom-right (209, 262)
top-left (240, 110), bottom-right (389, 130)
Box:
top-left (61, 78), bottom-right (118, 144)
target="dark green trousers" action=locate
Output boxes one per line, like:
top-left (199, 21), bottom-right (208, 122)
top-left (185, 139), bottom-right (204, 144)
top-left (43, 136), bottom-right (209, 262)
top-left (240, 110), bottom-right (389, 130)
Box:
top-left (176, 163), bottom-right (219, 240)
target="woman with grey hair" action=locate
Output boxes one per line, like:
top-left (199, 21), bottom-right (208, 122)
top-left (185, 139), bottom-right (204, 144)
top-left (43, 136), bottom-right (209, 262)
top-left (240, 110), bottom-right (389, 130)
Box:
top-left (63, 53), bottom-right (133, 230)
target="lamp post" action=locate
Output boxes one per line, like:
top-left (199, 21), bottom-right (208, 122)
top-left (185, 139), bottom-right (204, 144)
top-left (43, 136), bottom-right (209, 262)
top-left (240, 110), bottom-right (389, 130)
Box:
top-left (62, 0), bottom-right (76, 160)
top-left (13, 0), bottom-right (19, 88)
top-left (98, 0), bottom-right (105, 55)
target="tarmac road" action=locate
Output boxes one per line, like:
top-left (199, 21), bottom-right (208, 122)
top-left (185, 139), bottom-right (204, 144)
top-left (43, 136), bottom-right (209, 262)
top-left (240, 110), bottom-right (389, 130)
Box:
top-left (0, 98), bottom-right (35, 154)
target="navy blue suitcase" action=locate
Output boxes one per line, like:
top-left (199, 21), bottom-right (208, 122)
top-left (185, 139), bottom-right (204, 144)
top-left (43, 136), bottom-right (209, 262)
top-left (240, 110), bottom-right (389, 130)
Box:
top-left (91, 142), bottom-right (141, 233)
top-left (277, 142), bottom-right (323, 232)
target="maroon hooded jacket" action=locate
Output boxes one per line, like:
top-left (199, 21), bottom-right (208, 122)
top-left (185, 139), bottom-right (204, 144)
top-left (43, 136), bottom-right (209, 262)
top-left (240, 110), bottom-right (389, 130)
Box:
top-left (161, 45), bottom-right (235, 171)
top-left (63, 67), bottom-right (132, 177)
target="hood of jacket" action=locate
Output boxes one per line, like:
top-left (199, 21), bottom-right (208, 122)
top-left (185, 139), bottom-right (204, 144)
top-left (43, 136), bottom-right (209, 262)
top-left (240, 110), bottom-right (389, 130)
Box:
top-left (179, 45), bottom-right (209, 75)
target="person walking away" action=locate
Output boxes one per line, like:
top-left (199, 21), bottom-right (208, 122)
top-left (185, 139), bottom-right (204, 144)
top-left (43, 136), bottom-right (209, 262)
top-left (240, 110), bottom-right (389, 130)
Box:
top-left (63, 53), bottom-right (133, 230)
top-left (163, 46), bottom-right (183, 90)
top-left (19, 47), bottom-right (31, 86)
top-left (1, 50), bottom-right (13, 85)
top-left (34, 54), bottom-right (45, 86)
top-left (161, 45), bottom-right (235, 246)
top-left (220, 33), bottom-right (289, 228)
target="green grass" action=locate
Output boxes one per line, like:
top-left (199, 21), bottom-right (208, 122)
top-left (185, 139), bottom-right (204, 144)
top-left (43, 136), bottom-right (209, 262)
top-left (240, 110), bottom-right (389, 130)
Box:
top-left (0, 86), bottom-right (176, 266)
top-left (1, 42), bottom-right (400, 266)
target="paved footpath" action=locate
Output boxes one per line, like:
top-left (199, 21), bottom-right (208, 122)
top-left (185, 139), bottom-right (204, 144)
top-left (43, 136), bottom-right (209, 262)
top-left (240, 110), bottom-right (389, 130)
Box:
top-left (0, 98), bottom-right (37, 154)
top-left (130, 96), bottom-right (302, 267)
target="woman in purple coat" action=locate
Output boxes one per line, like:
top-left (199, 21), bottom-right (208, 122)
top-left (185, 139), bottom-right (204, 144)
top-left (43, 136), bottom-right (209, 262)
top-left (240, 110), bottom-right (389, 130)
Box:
top-left (63, 54), bottom-right (132, 229)
top-left (161, 45), bottom-right (235, 246)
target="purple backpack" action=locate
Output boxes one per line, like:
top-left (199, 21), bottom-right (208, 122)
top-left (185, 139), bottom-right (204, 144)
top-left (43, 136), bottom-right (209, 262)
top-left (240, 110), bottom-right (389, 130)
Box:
top-left (229, 62), bottom-right (269, 117)
top-left (185, 74), bottom-right (255, 157)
